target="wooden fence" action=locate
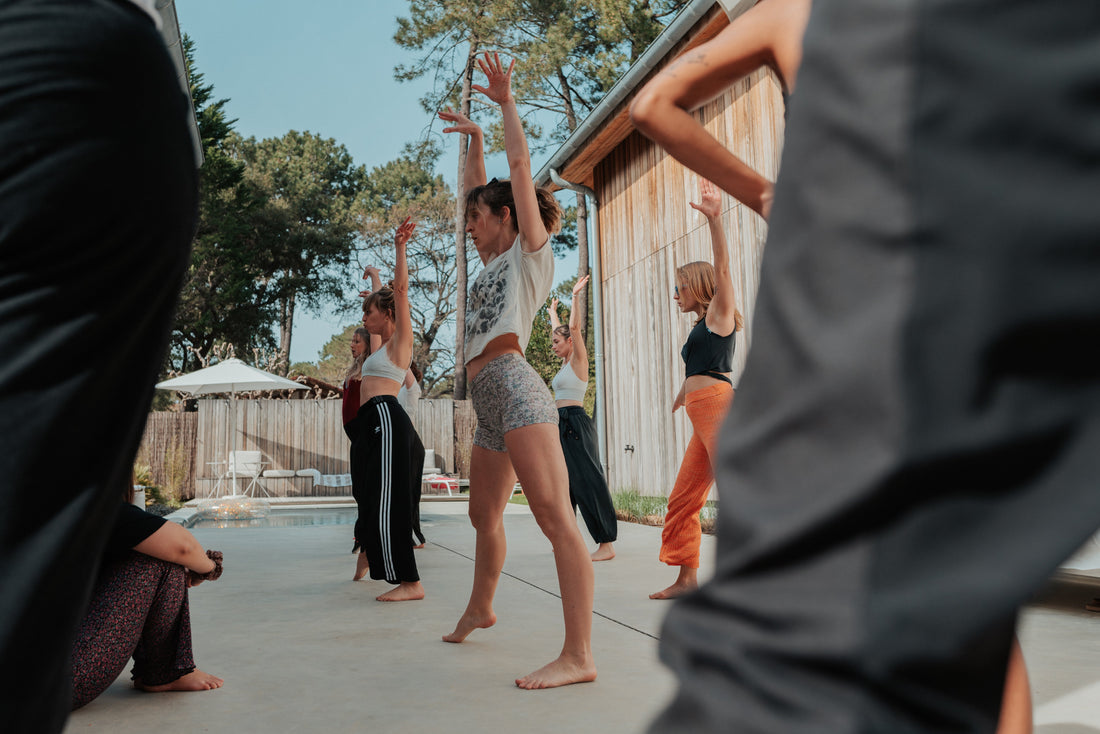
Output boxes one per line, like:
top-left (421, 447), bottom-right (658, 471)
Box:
top-left (136, 399), bottom-right (473, 499)
top-left (134, 412), bottom-right (197, 502)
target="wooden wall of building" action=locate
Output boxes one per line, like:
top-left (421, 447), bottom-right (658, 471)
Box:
top-left (594, 67), bottom-right (785, 498)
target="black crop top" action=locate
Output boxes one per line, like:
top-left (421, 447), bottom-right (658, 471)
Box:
top-left (681, 318), bottom-right (735, 384)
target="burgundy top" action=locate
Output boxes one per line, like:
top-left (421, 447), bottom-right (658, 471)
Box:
top-left (342, 376), bottom-right (360, 425)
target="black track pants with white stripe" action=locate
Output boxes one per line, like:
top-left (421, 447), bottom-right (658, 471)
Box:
top-left (352, 396), bottom-right (423, 584)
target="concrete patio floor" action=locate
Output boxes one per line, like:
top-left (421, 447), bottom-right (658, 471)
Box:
top-left (63, 500), bottom-right (1100, 733)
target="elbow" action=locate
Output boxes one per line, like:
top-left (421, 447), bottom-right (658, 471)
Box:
top-left (506, 156), bottom-right (532, 177)
top-left (628, 86), bottom-right (664, 138)
top-left (172, 534), bottom-right (203, 567)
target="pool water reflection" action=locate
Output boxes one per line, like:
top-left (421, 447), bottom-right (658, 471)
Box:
top-left (190, 507), bottom-right (358, 529)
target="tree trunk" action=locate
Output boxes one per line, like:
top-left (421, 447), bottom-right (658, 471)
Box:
top-left (279, 292), bottom-right (295, 376)
top-left (453, 38), bottom-right (479, 400)
top-left (574, 192), bottom-right (590, 343)
top-left (556, 68), bottom-right (590, 345)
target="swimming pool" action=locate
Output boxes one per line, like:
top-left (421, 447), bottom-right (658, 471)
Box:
top-left (188, 506), bottom-right (358, 529)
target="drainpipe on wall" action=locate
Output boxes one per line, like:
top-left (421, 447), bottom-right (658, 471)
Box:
top-left (549, 170), bottom-right (609, 475)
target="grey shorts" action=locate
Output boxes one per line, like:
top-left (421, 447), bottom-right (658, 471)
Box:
top-left (470, 353), bottom-right (558, 452)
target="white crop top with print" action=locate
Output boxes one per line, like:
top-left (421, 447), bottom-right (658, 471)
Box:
top-left (361, 344), bottom-right (407, 384)
top-left (465, 236), bottom-right (554, 365)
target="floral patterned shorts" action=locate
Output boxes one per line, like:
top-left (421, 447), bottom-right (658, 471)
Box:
top-left (470, 353), bottom-right (558, 452)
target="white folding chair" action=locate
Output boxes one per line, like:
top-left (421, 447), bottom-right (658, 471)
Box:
top-left (223, 450), bottom-right (269, 497)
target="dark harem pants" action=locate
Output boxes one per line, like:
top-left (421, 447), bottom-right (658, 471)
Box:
top-left (351, 396), bottom-right (425, 584)
top-left (0, 2), bottom-right (197, 731)
top-left (651, 1), bottom-right (1100, 732)
top-left (71, 553), bottom-right (196, 710)
top-left (558, 406), bottom-right (617, 544)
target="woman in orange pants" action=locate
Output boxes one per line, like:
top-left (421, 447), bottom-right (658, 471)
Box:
top-left (651, 178), bottom-right (744, 600)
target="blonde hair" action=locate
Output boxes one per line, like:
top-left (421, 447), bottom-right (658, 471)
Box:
top-left (345, 327), bottom-right (371, 382)
top-left (677, 261), bottom-right (744, 331)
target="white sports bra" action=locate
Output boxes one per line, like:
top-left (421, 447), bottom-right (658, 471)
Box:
top-left (360, 345), bottom-right (406, 384)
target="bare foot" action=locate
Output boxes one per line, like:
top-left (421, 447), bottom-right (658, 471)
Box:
top-left (376, 581), bottom-right (424, 602)
top-left (442, 610), bottom-right (496, 643)
top-left (353, 552), bottom-right (370, 581)
top-left (590, 543), bottom-right (615, 562)
top-left (515, 654), bottom-right (597, 690)
top-left (136, 669), bottom-right (224, 693)
top-left (649, 579), bottom-right (697, 600)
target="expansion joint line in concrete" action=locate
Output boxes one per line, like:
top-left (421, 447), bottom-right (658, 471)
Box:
top-left (430, 541), bottom-right (660, 641)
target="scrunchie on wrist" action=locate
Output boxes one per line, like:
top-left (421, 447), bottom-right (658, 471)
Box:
top-left (197, 550), bottom-right (223, 581)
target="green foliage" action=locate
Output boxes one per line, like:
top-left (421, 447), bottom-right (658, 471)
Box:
top-left (169, 37), bottom-right (370, 377)
top-left (171, 36), bottom-right (276, 375)
top-left (612, 489), bottom-right (669, 520)
top-left (233, 130), bottom-right (367, 366)
top-left (551, 202), bottom-right (578, 257)
top-left (308, 323), bottom-right (362, 386)
top-left (524, 275), bottom-right (596, 414)
top-left (612, 489), bottom-right (717, 531)
top-left (394, 1), bottom-right (512, 114)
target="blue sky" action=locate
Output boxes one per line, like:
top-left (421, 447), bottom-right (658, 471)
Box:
top-left (176, 0), bottom-right (579, 365)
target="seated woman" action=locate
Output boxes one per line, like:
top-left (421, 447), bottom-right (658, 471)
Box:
top-left (70, 483), bottom-right (224, 710)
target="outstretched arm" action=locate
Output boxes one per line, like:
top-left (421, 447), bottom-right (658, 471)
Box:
top-left (549, 297), bottom-right (562, 333)
top-left (629, 0), bottom-right (811, 219)
top-left (689, 179), bottom-right (739, 337)
top-left (360, 266), bottom-right (383, 353)
top-left (439, 108), bottom-right (486, 197)
top-left (568, 275), bottom-right (590, 372)
top-left (473, 53), bottom-right (549, 252)
top-left (391, 217), bottom-right (416, 367)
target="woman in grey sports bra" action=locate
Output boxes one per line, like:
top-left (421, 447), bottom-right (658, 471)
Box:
top-left (549, 276), bottom-right (618, 562)
top-left (349, 217), bottom-right (427, 603)
top-left (437, 53), bottom-right (596, 690)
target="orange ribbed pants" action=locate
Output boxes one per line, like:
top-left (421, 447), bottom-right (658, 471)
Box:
top-left (660, 382), bottom-right (733, 568)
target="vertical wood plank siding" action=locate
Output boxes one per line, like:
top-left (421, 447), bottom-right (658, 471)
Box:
top-left (595, 67), bottom-right (784, 498)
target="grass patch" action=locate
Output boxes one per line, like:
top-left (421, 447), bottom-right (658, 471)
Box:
top-left (612, 489), bottom-right (717, 534)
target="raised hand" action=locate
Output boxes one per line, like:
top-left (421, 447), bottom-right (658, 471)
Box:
top-left (689, 178), bottom-right (722, 220)
top-left (360, 265), bottom-right (382, 298)
top-left (572, 275), bottom-right (590, 297)
top-left (395, 216), bottom-right (416, 248)
top-left (472, 52), bottom-right (515, 105)
top-left (438, 108), bottom-right (482, 137)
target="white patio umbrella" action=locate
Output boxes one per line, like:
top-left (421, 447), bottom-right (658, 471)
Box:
top-left (156, 358), bottom-right (308, 496)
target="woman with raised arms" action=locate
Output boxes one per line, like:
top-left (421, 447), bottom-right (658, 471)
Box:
top-left (437, 53), bottom-right (596, 690)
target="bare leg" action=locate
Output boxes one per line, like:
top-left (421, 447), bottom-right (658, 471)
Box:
top-left (353, 551), bottom-right (369, 581)
top-left (507, 423), bottom-right (597, 689)
top-left (377, 581), bottom-right (425, 602)
top-left (591, 542), bottom-right (615, 562)
top-left (136, 669), bottom-right (223, 693)
top-left (443, 445), bottom-right (515, 642)
top-left (650, 565), bottom-right (698, 600)
top-left (996, 636), bottom-right (1032, 734)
